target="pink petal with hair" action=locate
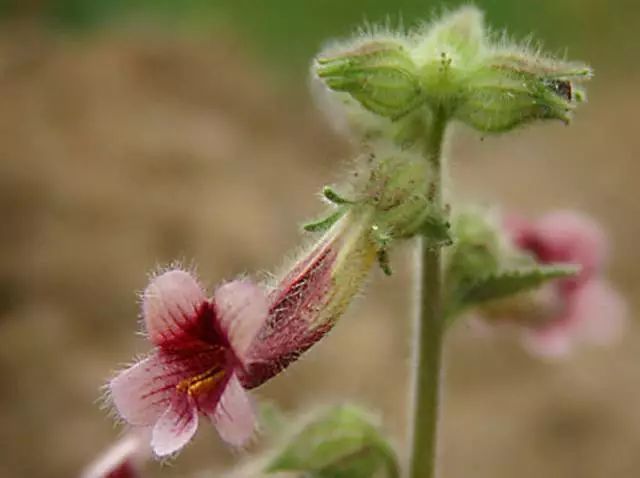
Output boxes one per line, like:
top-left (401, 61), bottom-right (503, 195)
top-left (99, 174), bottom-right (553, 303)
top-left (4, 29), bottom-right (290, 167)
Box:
top-left (143, 269), bottom-right (208, 347)
top-left (110, 348), bottom-right (225, 426)
top-left (213, 280), bottom-right (269, 360)
top-left (110, 354), bottom-right (176, 426)
top-left (151, 395), bottom-right (198, 457)
top-left (205, 373), bottom-right (255, 446)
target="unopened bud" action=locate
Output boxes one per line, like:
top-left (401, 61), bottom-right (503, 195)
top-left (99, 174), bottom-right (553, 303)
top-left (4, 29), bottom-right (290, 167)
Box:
top-left (454, 53), bottom-right (592, 132)
top-left (315, 41), bottom-right (424, 119)
top-left (313, 7), bottom-right (591, 134)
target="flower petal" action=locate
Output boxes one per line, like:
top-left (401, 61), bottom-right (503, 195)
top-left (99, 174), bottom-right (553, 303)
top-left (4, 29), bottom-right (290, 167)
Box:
top-left (533, 211), bottom-right (607, 279)
top-left (110, 354), bottom-right (176, 426)
top-left (205, 373), bottom-right (255, 446)
top-left (523, 279), bottom-right (626, 358)
top-left (81, 429), bottom-right (151, 478)
top-left (571, 279), bottom-right (627, 345)
top-left (151, 395), bottom-right (198, 457)
top-left (523, 327), bottom-right (572, 358)
top-left (213, 280), bottom-right (268, 360)
top-left (110, 348), bottom-right (224, 426)
top-left (143, 269), bottom-right (209, 347)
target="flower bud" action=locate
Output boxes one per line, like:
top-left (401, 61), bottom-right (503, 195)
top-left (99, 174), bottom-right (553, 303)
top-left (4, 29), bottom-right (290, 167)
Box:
top-left (453, 54), bottom-right (592, 132)
top-left (313, 6), bottom-right (591, 134)
top-left (315, 40), bottom-right (425, 119)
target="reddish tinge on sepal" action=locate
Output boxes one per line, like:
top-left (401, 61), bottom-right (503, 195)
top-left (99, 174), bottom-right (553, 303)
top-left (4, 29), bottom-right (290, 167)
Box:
top-left (505, 211), bottom-right (626, 357)
top-left (110, 269), bottom-right (268, 456)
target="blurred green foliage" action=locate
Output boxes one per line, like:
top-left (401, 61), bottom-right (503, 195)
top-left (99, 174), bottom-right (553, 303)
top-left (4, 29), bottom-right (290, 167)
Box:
top-left (1, 0), bottom-right (637, 75)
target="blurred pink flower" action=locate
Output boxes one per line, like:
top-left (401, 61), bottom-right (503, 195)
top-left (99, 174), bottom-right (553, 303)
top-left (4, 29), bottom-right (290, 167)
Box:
top-left (505, 210), bottom-right (626, 357)
top-left (81, 429), bottom-right (151, 478)
top-left (110, 270), bottom-right (268, 456)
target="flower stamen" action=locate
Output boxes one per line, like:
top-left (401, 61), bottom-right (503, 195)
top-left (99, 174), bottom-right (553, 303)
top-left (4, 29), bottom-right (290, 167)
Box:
top-left (176, 367), bottom-right (226, 397)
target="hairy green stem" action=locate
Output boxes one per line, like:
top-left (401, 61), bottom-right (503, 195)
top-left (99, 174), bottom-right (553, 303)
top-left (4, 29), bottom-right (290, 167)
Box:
top-left (408, 108), bottom-right (448, 478)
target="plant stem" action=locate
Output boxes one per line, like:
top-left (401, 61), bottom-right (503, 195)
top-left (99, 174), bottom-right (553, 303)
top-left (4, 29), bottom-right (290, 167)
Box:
top-left (408, 107), bottom-right (448, 478)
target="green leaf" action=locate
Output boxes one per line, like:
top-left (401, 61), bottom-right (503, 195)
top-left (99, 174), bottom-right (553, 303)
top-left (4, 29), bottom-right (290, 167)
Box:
top-left (448, 265), bottom-right (579, 317)
top-left (266, 405), bottom-right (399, 478)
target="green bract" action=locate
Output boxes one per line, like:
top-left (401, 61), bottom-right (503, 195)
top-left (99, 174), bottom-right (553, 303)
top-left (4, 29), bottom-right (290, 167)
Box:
top-left (443, 210), bottom-right (578, 321)
top-left (266, 405), bottom-right (399, 478)
top-left (314, 6), bottom-right (592, 134)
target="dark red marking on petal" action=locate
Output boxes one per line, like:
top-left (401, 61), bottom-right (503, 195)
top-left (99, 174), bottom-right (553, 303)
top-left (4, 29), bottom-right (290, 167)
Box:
top-left (156, 301), bottom-right (230, 351)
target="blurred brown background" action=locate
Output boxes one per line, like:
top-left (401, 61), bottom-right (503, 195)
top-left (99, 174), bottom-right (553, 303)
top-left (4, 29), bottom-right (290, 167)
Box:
top-left (0, 1), bottom-right (638, 477)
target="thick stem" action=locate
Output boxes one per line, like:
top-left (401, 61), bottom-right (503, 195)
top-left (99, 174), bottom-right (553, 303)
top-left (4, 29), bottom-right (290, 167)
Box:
top-left (408, 108), bottom-right (448, 478)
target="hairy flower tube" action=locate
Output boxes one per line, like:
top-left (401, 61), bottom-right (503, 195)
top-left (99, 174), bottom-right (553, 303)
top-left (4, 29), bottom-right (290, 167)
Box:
top-left (503, 211), bottom-right (627, 356)
top-left (481, 211), bottom-right (625, 356)
top-left (240, 209), bottom-right (378, 389)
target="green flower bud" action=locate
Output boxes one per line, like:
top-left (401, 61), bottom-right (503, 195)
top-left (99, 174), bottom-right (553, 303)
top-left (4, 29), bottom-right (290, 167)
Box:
top-left (453, 52), bottom-right (592, 132)
top-left (315, 40), bottom-right (425, 120)
top-left (313, 6), bottom-right (591, 134)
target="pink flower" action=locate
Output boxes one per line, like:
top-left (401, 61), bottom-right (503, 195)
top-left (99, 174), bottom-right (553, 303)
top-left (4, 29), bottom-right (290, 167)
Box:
top-left (109, 213), bottom-right (378, 456)
top-left (81, 429), bottom-right (151, 478)
top-left (110, 270), bottom-right (268, 456)
top-left (505, 210), bottom-right (626, 357)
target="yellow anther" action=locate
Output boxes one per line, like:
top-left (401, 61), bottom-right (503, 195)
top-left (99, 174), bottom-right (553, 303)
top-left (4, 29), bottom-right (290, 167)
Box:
top-left (176, 368), bottom-right (226, 397)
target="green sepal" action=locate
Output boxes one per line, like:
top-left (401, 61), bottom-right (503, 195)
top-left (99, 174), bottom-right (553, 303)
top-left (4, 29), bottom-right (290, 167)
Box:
top-left (416, 213), bottom-right (452, 248)
top-left (446, 265), bottom-right (579, 319)
top-left (323, 186), bottom-right (355, 205)
top-left (315, 41), bottom-right (425, 120)
top-left (303, 209), bottom-right (346, 233)
top-left (266, 405), bottom-right (399, 478)
top-left (371, 225), bottom-right (393, 276)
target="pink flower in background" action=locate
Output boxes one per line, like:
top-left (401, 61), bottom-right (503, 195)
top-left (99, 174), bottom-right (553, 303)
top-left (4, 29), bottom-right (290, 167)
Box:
top-left (506, 210), bottom-right (626, 357)
top-left (110, 270), bottom-right (268, 456)
top-left (81, 429), bottom-right (151, 478)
